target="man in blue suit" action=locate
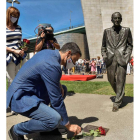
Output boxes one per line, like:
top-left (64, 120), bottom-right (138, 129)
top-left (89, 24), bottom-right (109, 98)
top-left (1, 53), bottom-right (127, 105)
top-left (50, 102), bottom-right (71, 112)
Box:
top-left (7, 42), bottom-right (82, 140)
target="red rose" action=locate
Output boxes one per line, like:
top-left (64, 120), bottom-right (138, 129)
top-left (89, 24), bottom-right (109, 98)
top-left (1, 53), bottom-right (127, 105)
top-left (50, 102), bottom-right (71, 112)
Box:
top-left (98, 126), bottom-right (106, 135)
top-left (23, 39), bottom-right (27, 42)
top-left (26, 39), bottom-right (30, 44)
top-left (98, 126), bottom-right (103, 131)
top-left (100, 129), bottom-right (106, 135)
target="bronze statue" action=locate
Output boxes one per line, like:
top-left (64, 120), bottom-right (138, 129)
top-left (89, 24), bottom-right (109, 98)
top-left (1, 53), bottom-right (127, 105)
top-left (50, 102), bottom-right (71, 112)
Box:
top-left (101, 12), bottom-right (133, 112)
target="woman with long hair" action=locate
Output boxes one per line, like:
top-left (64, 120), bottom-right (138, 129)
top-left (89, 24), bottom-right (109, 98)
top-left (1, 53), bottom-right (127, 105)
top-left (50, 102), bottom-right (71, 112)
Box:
top-left (6, 7), bottom-right (28, 115)
top-left (6, 7), bottom-right (28, 88)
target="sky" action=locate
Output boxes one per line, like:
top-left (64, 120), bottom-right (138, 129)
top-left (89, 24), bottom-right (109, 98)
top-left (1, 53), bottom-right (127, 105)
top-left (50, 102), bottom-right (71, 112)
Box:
top-left (6, 0), bottom-right (84, 39)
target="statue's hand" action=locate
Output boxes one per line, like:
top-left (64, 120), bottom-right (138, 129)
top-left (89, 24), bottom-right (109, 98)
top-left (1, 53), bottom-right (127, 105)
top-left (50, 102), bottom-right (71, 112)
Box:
top-left (103, 56), bottom-right (108, 63)
top-left (115, 50), bottom-right (128, 66)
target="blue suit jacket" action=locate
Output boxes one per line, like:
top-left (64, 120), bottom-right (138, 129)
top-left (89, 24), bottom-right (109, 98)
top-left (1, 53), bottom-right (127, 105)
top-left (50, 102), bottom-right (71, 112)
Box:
top-left (7, 50), bottom-right (69, 125)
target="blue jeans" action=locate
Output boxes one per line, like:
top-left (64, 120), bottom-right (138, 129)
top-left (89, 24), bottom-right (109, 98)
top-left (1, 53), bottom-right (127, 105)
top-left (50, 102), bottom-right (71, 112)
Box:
top-left (13, 85), bottom-right (67, 136)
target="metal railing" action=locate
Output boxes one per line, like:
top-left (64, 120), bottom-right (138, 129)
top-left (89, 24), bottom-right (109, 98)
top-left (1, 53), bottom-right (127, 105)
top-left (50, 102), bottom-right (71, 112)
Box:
top-left (54, 23), bottom-right (85, 33)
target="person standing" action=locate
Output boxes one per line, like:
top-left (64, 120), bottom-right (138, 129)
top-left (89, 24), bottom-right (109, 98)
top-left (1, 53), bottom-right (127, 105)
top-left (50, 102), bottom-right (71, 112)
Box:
top-left (96, 56), bottom-right (101, 74)
top-left (127, 62), bottom-right (131, 75)
top-left (100, 57), bottom-right (104, 74)
top-left (7, 42), bottom-right (81, 140)
top-left (130, 56), bottom-right (134, 74)
top-left (90, 59), bottom-right (96, 74)
top-left (6, 7), bottom-right (28, 89)
top-left (101, 12), bottom-right (133, 112)
top-left (85, 59), bottom-right (90, 74)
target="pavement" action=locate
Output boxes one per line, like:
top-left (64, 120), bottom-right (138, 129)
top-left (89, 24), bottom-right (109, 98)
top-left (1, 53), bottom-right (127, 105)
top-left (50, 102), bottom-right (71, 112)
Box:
top-left (6, 75), bottom-right (133, 140)
top-left (89, 74), bottom-right (133, 84)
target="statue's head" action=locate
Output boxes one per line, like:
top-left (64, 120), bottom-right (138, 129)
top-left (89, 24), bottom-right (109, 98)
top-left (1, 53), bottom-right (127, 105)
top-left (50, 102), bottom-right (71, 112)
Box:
top-left (111, 12), bottom-right (122, 26)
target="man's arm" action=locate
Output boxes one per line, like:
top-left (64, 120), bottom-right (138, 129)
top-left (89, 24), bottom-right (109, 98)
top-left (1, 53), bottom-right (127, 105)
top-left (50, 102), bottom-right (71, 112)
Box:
top-left (41, 64), bottom-right (81, 135)
top-left (125, 28), bottom-right (133, 64)
top-left (127, 28), bottom-right (133, 53)
top-left (41, 65), bottom-right (69, 126)
top-left (101, 30), bottom-right (107, 58)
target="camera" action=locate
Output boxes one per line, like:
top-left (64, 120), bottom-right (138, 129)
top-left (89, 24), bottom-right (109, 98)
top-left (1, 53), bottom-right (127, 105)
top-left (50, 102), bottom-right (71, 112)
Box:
top-left (38, 24), bottom-right (54, 40)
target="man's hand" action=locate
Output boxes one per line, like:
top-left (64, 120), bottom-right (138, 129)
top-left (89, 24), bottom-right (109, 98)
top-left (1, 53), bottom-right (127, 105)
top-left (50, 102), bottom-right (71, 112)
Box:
top-left (103, 56), bottom-right (108, 63)
top-left (65, 124), bottom-right (81, 136)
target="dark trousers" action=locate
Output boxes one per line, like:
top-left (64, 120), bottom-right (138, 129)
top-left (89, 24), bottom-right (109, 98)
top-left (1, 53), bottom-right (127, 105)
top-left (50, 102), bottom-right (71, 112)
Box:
top-left (97, 66), bottom-right (101, 74)
top-left (106, 56), bottom-right (127, 107)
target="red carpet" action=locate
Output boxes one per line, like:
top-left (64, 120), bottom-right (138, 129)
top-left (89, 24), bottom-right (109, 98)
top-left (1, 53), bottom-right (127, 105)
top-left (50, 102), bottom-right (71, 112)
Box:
top-left (61, 75), bottom-right (96, 81)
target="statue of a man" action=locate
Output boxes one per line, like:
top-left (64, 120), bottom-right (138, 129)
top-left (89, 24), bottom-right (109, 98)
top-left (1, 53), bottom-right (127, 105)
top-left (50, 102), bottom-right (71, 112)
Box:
top-left (101, 12), bottom-right (133, 112)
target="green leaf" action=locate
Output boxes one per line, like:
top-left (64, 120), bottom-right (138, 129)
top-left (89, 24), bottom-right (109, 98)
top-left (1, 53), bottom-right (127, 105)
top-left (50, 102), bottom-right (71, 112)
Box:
top-left (82, 132), bottom-right (87, 136)
top-left (93, 131), bottom-right (100, 137)
top-left (90, 129), bottom-right (95, 135)
top-left (94, 133), bottom-right (98, 137)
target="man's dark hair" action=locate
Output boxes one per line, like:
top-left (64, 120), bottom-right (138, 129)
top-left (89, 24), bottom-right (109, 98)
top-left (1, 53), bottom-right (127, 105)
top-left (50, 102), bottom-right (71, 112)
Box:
top-left (60, 42), bottom-right (82, 57)
top-left (111, 12), bottom-right (122, 21)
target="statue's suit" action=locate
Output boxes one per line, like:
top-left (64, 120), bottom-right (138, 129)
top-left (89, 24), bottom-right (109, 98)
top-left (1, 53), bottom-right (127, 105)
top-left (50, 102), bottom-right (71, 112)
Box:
top-left (101, 26), bottom-right (133, 107)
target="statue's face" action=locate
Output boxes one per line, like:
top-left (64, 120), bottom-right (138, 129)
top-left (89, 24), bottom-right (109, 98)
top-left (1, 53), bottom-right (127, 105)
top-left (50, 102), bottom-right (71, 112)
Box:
top-left (112, 13), bottom-right (122, 26)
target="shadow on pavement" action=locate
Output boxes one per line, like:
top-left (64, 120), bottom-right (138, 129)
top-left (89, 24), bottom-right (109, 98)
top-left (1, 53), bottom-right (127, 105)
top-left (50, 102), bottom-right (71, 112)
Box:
top-left (110, 96), bottom-right (133, 108)
top-left (68, 116), bottom-right (98, 127)
top-left (6, 107), bottom-right (11, 113)
top-left (26, 132), bottom-right (63, 140)
top-left (67, 91), bottom-right (75, 96)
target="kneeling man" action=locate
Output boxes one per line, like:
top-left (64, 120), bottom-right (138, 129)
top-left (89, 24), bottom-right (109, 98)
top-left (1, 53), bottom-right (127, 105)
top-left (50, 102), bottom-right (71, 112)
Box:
top-left (7, 42), bottom-right (82, 140)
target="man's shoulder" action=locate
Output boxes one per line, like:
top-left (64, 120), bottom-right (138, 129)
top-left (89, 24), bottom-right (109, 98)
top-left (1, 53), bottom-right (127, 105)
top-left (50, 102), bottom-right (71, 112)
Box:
top-left (121, 26), bottom-right (131, 32)
top-left (104, 26), bottom-right (130, 32)
top-left (104, 27), bottom-right (112, 31)
top-left (121, 26), bottom-right (130, 29)
top-left (37, 49), bottom-right (55, 57)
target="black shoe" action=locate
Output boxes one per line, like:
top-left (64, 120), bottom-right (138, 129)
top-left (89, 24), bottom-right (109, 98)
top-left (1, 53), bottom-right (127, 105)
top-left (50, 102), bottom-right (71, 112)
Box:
top-left (112, 106), bottom-right (119, 112)
top-left (8, 126), bottom-right (24, 140)
top-left (40, 125), bottom-right (68, 135)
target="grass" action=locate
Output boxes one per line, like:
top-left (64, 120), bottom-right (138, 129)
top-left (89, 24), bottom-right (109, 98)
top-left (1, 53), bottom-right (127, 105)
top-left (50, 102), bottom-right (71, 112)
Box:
top-left (6, 80), bottom-right (133, 97)
top-left (60, 81), bottom-right (133, 97)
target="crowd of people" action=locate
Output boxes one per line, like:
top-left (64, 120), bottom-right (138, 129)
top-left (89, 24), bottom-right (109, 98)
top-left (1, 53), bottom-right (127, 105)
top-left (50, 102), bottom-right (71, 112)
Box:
top-left (62, 56), bottom-right (107, 75)
top-left (62, 56), bottom-right (134, 75)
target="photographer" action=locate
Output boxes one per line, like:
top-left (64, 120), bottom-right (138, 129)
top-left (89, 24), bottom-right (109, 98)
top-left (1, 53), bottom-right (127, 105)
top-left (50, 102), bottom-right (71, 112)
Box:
top-left (35, 24), bottom-right (60, 52)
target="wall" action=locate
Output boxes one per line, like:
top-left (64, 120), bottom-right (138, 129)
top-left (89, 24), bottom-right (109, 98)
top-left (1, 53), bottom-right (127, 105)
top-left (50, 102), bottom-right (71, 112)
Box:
top-left (81, 0), bottom-right (133, 58)
top-left (55, 33), bottom-right (90, 59)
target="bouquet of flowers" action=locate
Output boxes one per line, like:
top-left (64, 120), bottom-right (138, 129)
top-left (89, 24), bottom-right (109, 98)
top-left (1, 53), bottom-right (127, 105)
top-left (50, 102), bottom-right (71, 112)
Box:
top-left (20, 39), bottom-right (30, 49)
top-left (82, 126), bottom-right (106, 137)
top-left (19, 39), bottom-right (30, 68)
top-left (69, 126), bottom-right (106, 140)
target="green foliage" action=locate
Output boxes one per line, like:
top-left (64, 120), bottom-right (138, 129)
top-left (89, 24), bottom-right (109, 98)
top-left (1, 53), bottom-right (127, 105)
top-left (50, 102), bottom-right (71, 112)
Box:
top-left (68, 129), bottom-right (100, 140)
